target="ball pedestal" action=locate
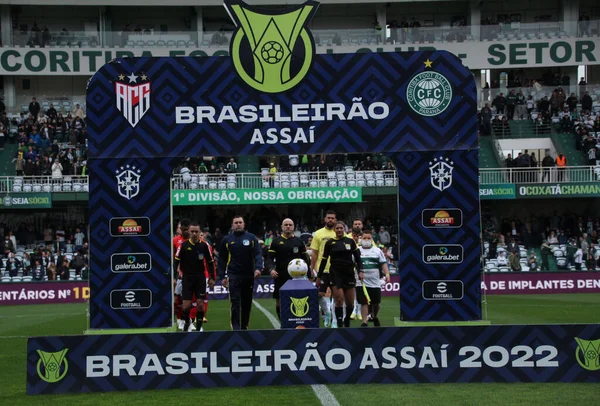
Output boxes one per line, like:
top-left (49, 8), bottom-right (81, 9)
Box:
top-left (280, 278), bottom-right (319, 329)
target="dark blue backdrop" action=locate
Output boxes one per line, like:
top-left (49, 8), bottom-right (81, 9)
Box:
top-left (86, 51), bottom-right (480, 329)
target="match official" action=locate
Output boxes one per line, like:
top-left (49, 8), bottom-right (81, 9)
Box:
top-left (318, 221), bottom-right (363, 328)
top-left (266, 218), bottom-right (309, 321)
top-left (218, 215), bottom-right (263, 330)
top-left (310, 210), bottom-right (337, 327)
top-left (174, 222), bottom-right (215, 333)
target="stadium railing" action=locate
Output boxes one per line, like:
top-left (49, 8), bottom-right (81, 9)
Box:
top-left (479, 165), bottom-right (600, 184)
top-left (172, 170), bottom-right (399, 190)
top-left (1, 167), bottom-right (598, 193)
top-left (0, 176), bottom-right (89, 193)
top-left (9, 19), bottom-right (600, 48)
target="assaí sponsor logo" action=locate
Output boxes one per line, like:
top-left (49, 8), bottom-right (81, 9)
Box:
top-left (422, 208), bottom-right (463, 228)
top-left (118, 219), bottom-right (142, 234)
top-left (109, 217), bottom-right (151, 237)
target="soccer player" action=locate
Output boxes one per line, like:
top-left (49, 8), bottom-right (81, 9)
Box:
top-left (356, 229), bottom-right (390, 327)
top-left (317, 221), bottom-right (363, 328)
top-left (174, 222), bottom-right (215, 333)
top-left (347, 218), bottom-right (363, 320)
top-left (310, 210), bottom-right (337, 327)
top-left (199, 229), bottom-right (214, 324)
top-left (218, 215), bottom-right (263, 330)
top-left (173, 218), bottom-right (191, 331)
top-left (266, 218), bottom-right (310, 321)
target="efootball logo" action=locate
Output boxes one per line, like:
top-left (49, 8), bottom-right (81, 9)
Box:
top-left (37, 349), bottom-right (69, 383)
top-left (406, 61), bottom-right (452, 117)
top-left (224, 0), bottom-right (319, 93)
top-left (115, 72), bottom-right (151, 127)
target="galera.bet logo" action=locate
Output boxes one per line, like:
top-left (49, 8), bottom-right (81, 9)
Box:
top-left (37, 349), bottom-right (69, 383)
top-left (224, 0), bottom-right (319, 93)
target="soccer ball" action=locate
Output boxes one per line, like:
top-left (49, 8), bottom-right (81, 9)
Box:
top-left (261, 41), bottom-right (284, 64)
top-left (288, 258), bottom-right (308, 279)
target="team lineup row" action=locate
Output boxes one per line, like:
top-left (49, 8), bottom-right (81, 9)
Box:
top-left (172, 211), bottom-right (391, 331)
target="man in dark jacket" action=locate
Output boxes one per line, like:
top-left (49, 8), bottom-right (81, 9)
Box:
top-left (541, 151), bottom-right (555, 182)
top-left (29, 97), bottom-right (41, 119)
top-left (581, 91), bottom-right (593, 112)
top-left (218, 215), bottom-right (263, 330)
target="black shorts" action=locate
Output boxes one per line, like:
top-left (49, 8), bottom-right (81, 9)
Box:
top-left (356, 286), bottom-right (382, 305)
top-left (182, 275), bottom-right (206, 301)
top-left (318, 273), bottom-right (332, 293)
top-left (331, 270), bottom-right (356, 290)
top-left (273, 275), bottom-right (291, 299)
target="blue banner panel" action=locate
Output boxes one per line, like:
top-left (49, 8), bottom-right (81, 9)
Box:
top-left (87, 50), bottom-right (480, 328)
top-left (88, 157), bottom-right (173, 329)
top-left (280, 279), bottom-right (319, 329)
top-left (27, 324), bottom-right (600, 394)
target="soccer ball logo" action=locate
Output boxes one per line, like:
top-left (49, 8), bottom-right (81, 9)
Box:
top-left (288, 258), bottom-right (309, 279)
top-left (261, 41), bottom-right (284, 64)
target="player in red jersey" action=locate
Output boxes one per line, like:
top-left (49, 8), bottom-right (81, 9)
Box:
top-left (173, 218), bottom-right (191, 331)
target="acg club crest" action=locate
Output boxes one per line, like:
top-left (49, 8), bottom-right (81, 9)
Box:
top-left (224, 0), bottom-right (319, 93)
top-left (37, 349), bottom-right (69, 383)
top-left (115, 72), bottom-right (151, 127)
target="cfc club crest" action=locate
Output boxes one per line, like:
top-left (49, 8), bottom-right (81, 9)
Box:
top-left (429, 157), bottom-right (454, 192)
top-left (116, 165), bottom-right (142, 200)
top-left (225, 0), bottom-right (319, 93)
top-left (406, 61), bottom-right (453, 117)
top-left (115, 72), bottom-right (151, 127)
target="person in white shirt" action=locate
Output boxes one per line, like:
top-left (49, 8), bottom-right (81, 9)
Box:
top-left (74, 227), bottom-right (85, 250)
top-left (574, 248), bottom-right (583, 270)
top-left (357, 229), bottom-right (390, 327)
top-left (496, 251), bottom-right (508, 266)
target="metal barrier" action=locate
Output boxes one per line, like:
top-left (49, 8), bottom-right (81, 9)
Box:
top-left (0, 176), bottom-right (89, 193)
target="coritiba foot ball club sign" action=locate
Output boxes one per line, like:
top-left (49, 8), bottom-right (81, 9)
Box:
top-left (85, 0), bottom-right (481, 330)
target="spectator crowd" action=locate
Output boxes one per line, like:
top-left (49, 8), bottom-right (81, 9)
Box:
top-left (7, 97), bottom-right (88, 178)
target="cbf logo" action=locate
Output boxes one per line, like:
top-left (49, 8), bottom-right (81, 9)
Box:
top-left (37, 349), bottom-right (68, 383)
top-left (290, 296), bottom-right (309, 317)
top-left (115, 165), bottom-right (142, 200)
top-left (115, 72), bottom-right (151, 127)
top-left (575, 337), bottom-right (600, 371)
top-left (406, 59), bottom-right (452, 117)
top-left (224, 0), bottom-right (319, 93)
top-left (429, 157), bottom-right (454, 191)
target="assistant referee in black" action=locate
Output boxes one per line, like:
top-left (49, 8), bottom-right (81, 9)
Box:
top-left (218, 215), bottom-right (263, 330)
top-left (318, 221), bottom-right (363, 328)
top-left (266, 218), bottom-right (310, 321)
top-left (174, 222), bottom-right (215, 333)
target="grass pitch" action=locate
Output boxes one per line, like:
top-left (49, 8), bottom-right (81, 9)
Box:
top-left (1, 294), bottom-right (599, 405)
